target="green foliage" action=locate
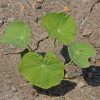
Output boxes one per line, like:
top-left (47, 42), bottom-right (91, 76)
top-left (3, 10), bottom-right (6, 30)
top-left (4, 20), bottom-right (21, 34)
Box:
top-left (19, 52), bottom-right (64, 89)
top-left (68, 42), bottom-right (96, 68)
top-left (42, 12), bottom-right (77, 45)
top-left (0, 21), bottom-right (32, 48)
top-left (0, 12), bottom-right (96, 89)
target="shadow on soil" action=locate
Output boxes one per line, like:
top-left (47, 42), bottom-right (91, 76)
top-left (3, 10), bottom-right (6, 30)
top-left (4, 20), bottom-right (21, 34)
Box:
top-left (20, 48), bottom-right (46, 58)
top-left (60, 45), bottom-right (70, 64)
top-left (60, 45), bottom-right (100, 87)
top-left (21, 46), bottom-right (100, 95)
top-left (33, 80), bottom-right (76, 96)
top-left (21, 48), bottom-right (29, 58)
top-left (82, 66), bottom-right (100, 86)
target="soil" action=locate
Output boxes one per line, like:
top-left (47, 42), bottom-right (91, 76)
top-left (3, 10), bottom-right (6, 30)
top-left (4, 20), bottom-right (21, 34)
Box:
top-left (0, 0), bottom-right (100, 100)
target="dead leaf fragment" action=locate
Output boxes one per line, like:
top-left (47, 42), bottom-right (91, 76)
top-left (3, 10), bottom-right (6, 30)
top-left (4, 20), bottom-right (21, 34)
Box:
top-left (63, 6), bottom-right (71, 12)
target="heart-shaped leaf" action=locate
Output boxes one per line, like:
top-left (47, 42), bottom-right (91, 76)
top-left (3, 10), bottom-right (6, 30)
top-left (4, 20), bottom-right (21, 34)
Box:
top-left (0, 21), bottom-right (32, 48)
top-left (68, 42), bottom-right (96, 68)
top-left (19, 52), bottom-right (64, 89)
top-left (42, 12), bottom-right (77, 45)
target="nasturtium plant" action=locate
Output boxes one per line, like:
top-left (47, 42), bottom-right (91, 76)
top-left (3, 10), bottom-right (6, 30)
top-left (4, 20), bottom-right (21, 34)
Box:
top-left (0, 12), bottom-right (96, 90)
top-left (0, 21), bottom-right (31, 48)
top-left (42, 12), bottom-right (77, 45)
top-left (68, 42), bottom-right (96, 68)
top-left (19, 52), bottom-right (64, 89)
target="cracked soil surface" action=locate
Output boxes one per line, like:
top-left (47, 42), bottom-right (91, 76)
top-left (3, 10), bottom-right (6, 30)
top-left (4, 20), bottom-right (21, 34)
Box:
top-left (0, 0), bottom-right (100, 100)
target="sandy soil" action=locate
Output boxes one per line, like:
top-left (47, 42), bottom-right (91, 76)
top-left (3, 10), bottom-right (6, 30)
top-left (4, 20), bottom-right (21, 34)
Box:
top-left (0, 0), bottom-right (100, 100)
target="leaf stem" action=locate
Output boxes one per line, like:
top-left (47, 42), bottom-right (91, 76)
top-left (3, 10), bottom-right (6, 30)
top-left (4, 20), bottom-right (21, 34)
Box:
top-left (66, 60), bottom-right (73, 65)
top-left (54, 39), bottom-right (56, 48)
top-left (27, 45), bottom-right (33, 52)
top-left (51, 39), bottom-right (57, 52)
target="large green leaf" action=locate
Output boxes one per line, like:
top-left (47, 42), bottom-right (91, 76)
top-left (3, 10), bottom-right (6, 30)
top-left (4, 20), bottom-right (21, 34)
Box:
top-left (19, 52), bottom-right (64, 89)
top-left (68, 42), bottom-right (96, 68)
top-left (42, 12), bottom-right (77, 45)
top-left (0, 21), bottom-right (32, 48)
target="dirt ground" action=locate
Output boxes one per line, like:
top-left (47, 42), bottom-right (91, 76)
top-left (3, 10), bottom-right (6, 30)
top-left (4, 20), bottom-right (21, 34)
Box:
top-left (0, 0), bottom-right (100, 100)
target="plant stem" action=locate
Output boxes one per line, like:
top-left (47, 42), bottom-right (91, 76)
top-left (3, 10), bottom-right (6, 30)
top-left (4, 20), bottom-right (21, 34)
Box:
top-left (27, 45), bottom-right (33, 52)
top-left (54, 39), bottom-right (56, 48)
top-left (52, 39), bottom-right (56, 52)
top-left (66, 60), bottom-right (73, 65)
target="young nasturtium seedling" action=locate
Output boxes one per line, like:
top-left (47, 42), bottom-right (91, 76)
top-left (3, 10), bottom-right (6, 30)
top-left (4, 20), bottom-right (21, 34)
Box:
top-left (0, 12), bottom-right (96, 89)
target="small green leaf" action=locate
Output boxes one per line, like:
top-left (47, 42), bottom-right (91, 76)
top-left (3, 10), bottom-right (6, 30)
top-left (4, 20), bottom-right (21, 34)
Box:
top-left (68, 42), bottom-right (96, 68)
top-left (19, 52), bottom-right (64, 89)
top-left (42, 12), bottom-right (77, 45)
top-left (0, 21), bottom-right (32, 48)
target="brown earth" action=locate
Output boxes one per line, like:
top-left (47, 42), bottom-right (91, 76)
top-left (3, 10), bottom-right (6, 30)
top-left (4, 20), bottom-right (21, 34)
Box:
top-left (0, 0), bottom-right (100, 100)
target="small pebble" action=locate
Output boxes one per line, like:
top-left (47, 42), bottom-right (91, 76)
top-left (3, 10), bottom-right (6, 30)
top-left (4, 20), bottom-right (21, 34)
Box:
top-left (77, 82), bottom-right (86, 88)
top-left (65, 73), bottom-right (68, 79)
top-left (36, 0), bottom-right (44, 3)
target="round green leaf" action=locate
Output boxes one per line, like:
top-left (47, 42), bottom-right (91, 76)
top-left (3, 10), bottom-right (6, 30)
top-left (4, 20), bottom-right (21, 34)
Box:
top-left (68, 42), bottom-right (96, 68)
top-left (0, 21), bottom-right (32, 48)
top-left (19, 52), bottom-right (64, 89)
top-left (42, 12), bottom-right (77, 45)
